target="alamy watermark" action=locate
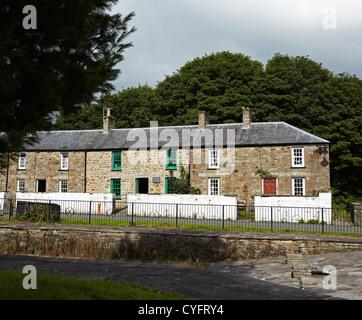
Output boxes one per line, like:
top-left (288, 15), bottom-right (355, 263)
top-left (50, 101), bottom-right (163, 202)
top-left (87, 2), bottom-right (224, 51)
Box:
top-left (322, 265), bottom-right (337, 290)
top-left (21, 4), bottom-right (337, 31)
top-left (22, 5), bottom-right (37, 29)
top-left (126, 121), bottom-right (236, 176)
top-left (322, 5), bottom-right (337, 30)
top-left (22, 265), bottom-right (37, 290)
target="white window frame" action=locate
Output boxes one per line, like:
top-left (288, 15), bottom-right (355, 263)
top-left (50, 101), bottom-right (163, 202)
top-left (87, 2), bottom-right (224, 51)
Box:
top-left (59, 180), bottom-right (68, 193)
top-left (60, 153), bottom-right (69, 170)
top-left (208, 149), bottom-right (220, 169)
top-left (17, 179), bottom-right (25, 192)
top-left (208, 178), bottom-right (220, 195)
top-left (291, 147), bottom-right (304, 168)
top-left (18, 153), bottom-right (26, 170)
top-left (292, 178), bottom-right (305, 196)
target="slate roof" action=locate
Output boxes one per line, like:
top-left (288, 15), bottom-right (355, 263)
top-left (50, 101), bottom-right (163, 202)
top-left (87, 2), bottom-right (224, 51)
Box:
top-left (22, 122), bottom-right (329, 151)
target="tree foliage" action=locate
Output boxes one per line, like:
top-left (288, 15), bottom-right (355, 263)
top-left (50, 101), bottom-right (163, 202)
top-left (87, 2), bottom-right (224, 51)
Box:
top-left (153, 51), bottom-right (263, 126)
top-left (55, 51), bottom-right (362, 203)
top-left (54, 85), bottom-right (153, 130)
top-left (0, 0), bottom-right (135, 162)
top-left (167, 166), bottom-right (200, 195)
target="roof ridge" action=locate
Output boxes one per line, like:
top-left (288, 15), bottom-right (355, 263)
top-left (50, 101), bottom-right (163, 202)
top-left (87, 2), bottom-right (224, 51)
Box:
top-left (39, 121), bottom-right (285, 134)
top-left (37, 129), bottom-right (103, 133)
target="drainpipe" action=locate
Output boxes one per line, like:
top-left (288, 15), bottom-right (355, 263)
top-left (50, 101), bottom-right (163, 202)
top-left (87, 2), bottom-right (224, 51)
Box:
top-left (5, 153), bottom-right (9, 192)
top-left (84, 151), bottom-right (87, 193)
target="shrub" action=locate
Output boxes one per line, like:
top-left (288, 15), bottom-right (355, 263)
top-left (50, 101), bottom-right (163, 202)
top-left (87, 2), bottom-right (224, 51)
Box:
top-left (306, 219), bottom-right (319, 224)
top-left (17, 202), bottom-right (60, 223)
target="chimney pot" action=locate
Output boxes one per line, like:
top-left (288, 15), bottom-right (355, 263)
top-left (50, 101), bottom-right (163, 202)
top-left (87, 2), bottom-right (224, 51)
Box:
top-left (199, 111), bottom-right (209, 128)
top-left (103, 108), bottom-right (116, 134)
top-left (242, 107), bottom-right (252, 128)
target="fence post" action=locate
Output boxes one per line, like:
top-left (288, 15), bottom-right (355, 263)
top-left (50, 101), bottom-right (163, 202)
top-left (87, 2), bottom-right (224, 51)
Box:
top-left (48, 200), bottom-right (51, 221)
top-left (321, 208), bottom-right (324, 234)
top-left (222, 205), bottom-right (224, 230)
top-left (270, 207), bottom-right (273, 232)
top-left (88, 201), bottom-right (92, 224)
top-left (131, 202), bottom-right (134, 226)
top-left (9, 199), bottom-right (14, 221)
top-left (175, 203), bottom-right (178, 228)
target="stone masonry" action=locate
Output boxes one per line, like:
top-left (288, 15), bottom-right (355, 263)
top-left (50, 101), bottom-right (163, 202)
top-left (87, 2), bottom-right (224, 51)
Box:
top-left (190, 145), bottom-right (330, 203)
top-left (0, 224), bottom-right (360, 263)
top-left (0, 109), bottom-right (330, 204)
top-left (1, 144), bottom-right (329, 204)
top-left (1, 149), bottom-right (187, 199)
top-left (2, 151), bottom-right (86, 198)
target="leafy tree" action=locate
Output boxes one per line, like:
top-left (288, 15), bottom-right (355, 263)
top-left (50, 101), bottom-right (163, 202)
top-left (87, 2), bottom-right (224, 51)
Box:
top-left (54, 84), bottom-right (154, 130)
top-left (153, 51), bottom-right (263, 126)
top-left (253, 53), bottom-right (332, 129)
top-left (0, 0), bottom-right (136, 166)
top-left (167, 166), bottom-right (200, 195)
top-left (311, 73), bottom-right (362, 203)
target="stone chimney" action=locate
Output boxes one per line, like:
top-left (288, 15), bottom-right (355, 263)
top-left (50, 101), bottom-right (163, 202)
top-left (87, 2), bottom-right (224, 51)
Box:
top-left (103, 108), bottom-right (116, 134)
top-left (242, 107), bottom-right (252, 128)
top-left (198, 111), bottom-right (209, 128)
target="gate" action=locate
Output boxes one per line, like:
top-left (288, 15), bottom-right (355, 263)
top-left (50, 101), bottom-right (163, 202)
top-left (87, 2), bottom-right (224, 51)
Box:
top-left (0, 198), bottom-right (13, 220)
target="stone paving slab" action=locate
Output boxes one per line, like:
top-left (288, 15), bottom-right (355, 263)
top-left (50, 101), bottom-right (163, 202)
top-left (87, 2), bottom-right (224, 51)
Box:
top-left (0, 252), bottom-right (361, 300)
top-left (209, 250), bottom-right (362, 300)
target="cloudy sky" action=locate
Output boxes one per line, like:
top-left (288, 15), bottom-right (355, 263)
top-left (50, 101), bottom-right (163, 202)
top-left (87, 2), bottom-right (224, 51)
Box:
top-left (111, 0), bottom-right (362, 91)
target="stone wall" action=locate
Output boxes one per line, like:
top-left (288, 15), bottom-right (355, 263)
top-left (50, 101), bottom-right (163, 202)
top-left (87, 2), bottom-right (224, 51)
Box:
top-left (0, 144), bottom-right (330, 205)
top-left (190, 145), bottom-right (330, 204)
top-left (347, 202), bottom-right (362, 224)
top-left (15, 192), bottom-right (115, 214)
top-left (254, 192), bottom-right (333, 223)
top-left (0, 149), bottom-right (185, 198)
top-left (0, 224), bottom-right (360, 263)
top-left (127, 194), bottom-right (238, 220)
top-left (1, 152), bottom-right (86, 198)
top-left (85, 149), bottom-right (186, 195)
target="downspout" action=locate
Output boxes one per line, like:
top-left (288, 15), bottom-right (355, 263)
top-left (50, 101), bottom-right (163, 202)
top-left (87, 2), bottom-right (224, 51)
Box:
top-left (5, 153), bottom-right (9, 192)
top-left (84, 151), bottom-right (87, 193)
top-left (34, 152), bottom-right (37, 192)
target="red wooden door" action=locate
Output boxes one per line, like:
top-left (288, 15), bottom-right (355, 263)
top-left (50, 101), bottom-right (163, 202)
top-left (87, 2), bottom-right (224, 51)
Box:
top-left (263, 178), bottom-right (276, 195)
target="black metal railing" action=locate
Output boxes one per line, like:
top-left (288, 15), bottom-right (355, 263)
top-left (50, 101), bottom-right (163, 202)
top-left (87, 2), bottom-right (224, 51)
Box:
top-left (0, 197), bottom-right (361, 236)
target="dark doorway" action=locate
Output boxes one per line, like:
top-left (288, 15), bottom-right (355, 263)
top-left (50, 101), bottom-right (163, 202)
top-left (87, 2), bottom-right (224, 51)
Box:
top-left (136, 178), bottom-right (149, 194)
top-left (37, 179), bottom-right (46, 193)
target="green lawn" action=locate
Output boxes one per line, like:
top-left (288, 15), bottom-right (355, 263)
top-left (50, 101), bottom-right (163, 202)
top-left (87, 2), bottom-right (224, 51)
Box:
top-left (0, 270), bottom-right (185, 300)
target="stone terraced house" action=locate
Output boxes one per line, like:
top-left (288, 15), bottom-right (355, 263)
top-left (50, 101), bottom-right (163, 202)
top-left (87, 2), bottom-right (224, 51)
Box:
top-left (0, 108), bottom-right (330, 205)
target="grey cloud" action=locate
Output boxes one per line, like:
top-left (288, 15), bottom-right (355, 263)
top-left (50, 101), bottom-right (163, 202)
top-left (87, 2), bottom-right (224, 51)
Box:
top-left (111, 0), bottom-right (362, 91)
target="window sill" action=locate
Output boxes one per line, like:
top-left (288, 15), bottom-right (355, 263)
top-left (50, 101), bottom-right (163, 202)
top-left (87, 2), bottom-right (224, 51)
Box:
top-left (17, 169), bottom-right (26, 171)
top-left (291, 166), bottom-right (306, 169)
top-left (207, 167), bottom-right (219, 170)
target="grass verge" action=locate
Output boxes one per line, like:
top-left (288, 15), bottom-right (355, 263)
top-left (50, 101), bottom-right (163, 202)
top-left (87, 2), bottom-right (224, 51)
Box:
top-left (0, 270), bottom-right (185, 300)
